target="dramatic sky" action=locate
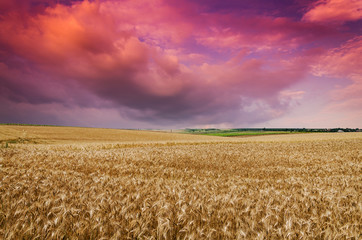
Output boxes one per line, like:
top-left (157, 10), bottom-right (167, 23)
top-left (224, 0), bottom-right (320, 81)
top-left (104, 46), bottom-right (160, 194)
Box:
top-left (0, 0), bottom-right (361, 128)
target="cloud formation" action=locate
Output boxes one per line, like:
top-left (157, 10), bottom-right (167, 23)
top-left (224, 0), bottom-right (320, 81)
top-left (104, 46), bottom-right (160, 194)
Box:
top-left (303, 0), bottom-right (362, 23)
top-left (314, 37), bottom-right (362, 110)
top-left (0, 0), bottom-right (360, 127)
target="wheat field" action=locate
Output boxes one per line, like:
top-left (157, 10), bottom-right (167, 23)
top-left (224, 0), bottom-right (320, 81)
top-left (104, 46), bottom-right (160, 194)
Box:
top-left (0, 126), bottom-right (361, 239)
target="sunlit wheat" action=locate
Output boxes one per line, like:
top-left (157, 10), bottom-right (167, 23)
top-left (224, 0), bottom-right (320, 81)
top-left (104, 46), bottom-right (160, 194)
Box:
top-left (0, 126), bottom-right (361, 239)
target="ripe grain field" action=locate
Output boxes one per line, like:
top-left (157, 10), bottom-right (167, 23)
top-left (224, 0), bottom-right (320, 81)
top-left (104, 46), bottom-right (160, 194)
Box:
top-left (0, 126), bottom-right (361, 239)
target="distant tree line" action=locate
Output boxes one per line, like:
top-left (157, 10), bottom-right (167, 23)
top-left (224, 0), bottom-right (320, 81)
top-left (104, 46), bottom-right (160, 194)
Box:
top-left (185, 128), bottom-right (360, 133)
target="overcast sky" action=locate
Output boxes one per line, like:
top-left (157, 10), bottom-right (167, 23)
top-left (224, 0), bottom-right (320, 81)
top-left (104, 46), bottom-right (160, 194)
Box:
top-left (0, 0), bottom-right (361, 129)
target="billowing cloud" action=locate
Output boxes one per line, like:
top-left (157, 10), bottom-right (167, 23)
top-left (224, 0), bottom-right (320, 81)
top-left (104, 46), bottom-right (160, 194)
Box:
top-left (0, 0), bottom-right (360, 128)
top-left (303, 0), bottom-right (362, 23)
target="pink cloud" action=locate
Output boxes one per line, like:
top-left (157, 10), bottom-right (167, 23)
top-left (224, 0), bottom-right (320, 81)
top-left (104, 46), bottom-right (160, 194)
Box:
top-left (0, 0), bottom-right (359, 127)
top-left (195, 15), bottom-right (339, 50)
top-left (312, 37), bottom-right (362, 114)
top-left (303, 0), bottom-right (362, 23)
top-left (314, 36), bottom-right (362, 78)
